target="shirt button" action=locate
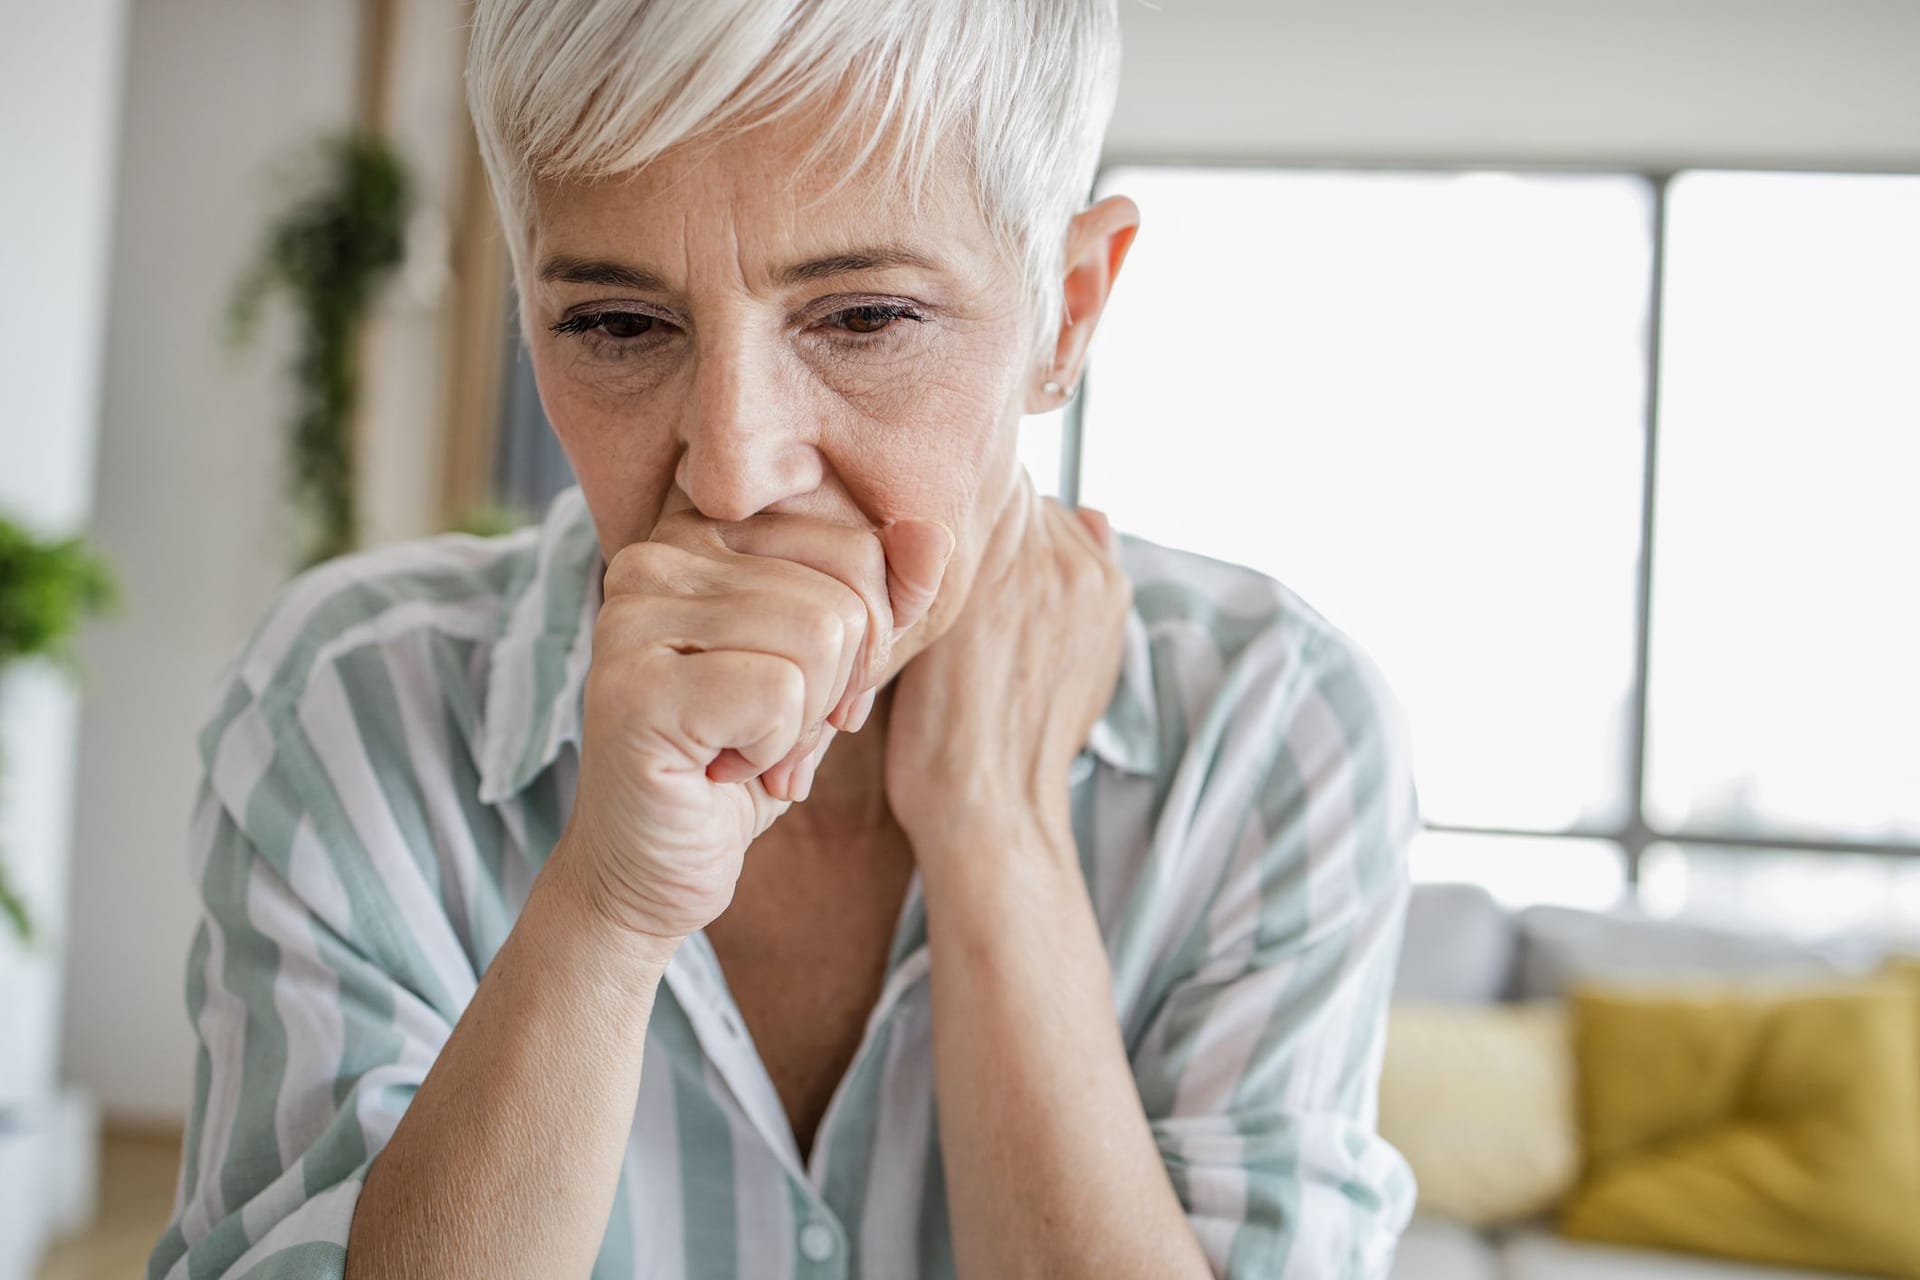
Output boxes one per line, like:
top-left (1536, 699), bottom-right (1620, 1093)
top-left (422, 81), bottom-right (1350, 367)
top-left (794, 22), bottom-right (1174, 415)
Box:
top-left (799, 1220), bottom-right (836, 1262)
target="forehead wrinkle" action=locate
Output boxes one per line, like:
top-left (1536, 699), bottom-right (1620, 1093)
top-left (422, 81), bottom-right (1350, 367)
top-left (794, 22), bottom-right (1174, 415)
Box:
top-left (534, 111), bottom-right (1008, 305)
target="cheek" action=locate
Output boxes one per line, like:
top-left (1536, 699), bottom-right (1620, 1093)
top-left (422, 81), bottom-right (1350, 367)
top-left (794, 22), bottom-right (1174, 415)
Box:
top-left (528, 342), bottom-right (682, 541)
top-left (838, 377), bottom-right (1020, 561)
top-left (867, 408), bottom-right (1024, 672)
top-left (832, 327), bottom-right (1026, 497)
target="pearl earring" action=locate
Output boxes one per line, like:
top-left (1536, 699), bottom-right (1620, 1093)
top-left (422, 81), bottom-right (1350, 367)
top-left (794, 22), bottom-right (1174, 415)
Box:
top-left (1042, 379), bottom-right (1063, 396)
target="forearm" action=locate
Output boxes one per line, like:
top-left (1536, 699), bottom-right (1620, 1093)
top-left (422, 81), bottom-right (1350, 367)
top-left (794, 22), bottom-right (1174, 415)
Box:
top-left (920, 822), bottom-right (1213, 1280)
top-left (345, 846), bottom-right (677, 1280)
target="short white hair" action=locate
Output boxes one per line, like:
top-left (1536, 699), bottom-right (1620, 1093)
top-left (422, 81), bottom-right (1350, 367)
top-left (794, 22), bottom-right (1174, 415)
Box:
top-left (466, 0), bottom-right (1122, 353)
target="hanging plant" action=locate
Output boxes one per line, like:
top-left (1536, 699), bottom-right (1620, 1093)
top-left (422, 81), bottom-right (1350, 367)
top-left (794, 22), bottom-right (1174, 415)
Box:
top-left (228, 129), bottom-right (412, 570)
top-left (0, 513), bottom-right (119, 946)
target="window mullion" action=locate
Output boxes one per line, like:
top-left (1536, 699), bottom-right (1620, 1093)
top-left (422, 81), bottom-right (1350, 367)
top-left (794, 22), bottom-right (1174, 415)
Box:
top-left (1623, 171), bottom-right (1674, 892)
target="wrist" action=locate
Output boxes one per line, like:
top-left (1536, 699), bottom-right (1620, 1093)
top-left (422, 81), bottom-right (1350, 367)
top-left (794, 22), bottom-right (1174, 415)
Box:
top-left (912, 808), bottom-right (1080, 900)
top-left (532, 848), bottom-right (685, 978)
top-left (899, 763), bottom-right (1074, 856)
top-left (917, 822), bottom-right (1101, 978)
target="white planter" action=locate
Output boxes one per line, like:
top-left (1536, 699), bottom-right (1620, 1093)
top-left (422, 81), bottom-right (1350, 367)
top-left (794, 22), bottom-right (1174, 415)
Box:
top-left (0, 631), bottom-right (95, 1275)
top-left (1, 663), bottom-right (71, 1101)
top-left (0, 1101), bottom-right (50, 1280)
top-left (0, 940), bottom-right (58, 1280)
top-left (0, 937), bottom-right (56, 1110)
top-left (44, 1085), bottom-right (100, 1241)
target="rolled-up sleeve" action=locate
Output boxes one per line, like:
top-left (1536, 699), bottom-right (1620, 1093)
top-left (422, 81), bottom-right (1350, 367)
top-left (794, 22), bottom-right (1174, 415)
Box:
top-left (148, 670), bottom-right (469, 1280)
top-left (1129, 630), bottom-right (1420, 1279)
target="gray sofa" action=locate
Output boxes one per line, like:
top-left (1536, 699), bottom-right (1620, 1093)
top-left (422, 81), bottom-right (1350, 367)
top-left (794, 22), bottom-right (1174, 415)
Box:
top-left (1383, 882), bottom-right (1895, 1280)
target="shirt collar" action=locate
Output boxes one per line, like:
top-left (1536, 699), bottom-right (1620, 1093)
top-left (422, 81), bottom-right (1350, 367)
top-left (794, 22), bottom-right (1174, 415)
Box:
top-left (476, 485), bottom-right (603, 807)
top-left (476, 485), bottom-right (1162, 807)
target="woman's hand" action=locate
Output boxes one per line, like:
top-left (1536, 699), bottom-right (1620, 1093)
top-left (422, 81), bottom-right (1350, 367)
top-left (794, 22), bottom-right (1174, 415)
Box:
top-left (550, 508), bottom-right (954, 947)
top-left (884, 472), bottom-right (1132, 868)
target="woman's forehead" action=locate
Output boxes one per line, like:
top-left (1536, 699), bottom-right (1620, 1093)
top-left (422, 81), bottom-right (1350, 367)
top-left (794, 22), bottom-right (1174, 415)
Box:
top-left (526, 101), bottom-right (1005, 292)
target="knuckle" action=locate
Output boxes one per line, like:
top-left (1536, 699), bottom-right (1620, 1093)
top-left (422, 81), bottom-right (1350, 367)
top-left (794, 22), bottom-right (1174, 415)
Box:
top-left (837, 593), bottom-right (868, 647)
top-left (602, 541), bottom-right (659, 593)
top-left (802, 606), bottom-right (845, 661)
top-left (605, 540), bottom-right (694, 597)
top-left (769, 658), bottom-right (809, 721)
top-left (595, 591), bottom-right (643, 626)
top-left (592, 594), bottom-right (656, 651)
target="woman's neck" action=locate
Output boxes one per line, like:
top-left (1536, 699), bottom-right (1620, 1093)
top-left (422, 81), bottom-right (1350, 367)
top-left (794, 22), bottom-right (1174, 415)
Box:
top-left (780, 679), bottom-right (900, 837)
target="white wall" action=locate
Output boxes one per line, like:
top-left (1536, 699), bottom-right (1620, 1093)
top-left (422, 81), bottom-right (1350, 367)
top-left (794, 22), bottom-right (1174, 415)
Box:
top-left (0, 5), bottom-right (128, 1263)
top-left (57, 0), bottom-right (1920, 1125)
top-left (0, 0), bottom-right (128, 1108)
top-left (1109, 0), bottom-right (1920, 168)
top-left (62, 0), bottom-right (363, 1127)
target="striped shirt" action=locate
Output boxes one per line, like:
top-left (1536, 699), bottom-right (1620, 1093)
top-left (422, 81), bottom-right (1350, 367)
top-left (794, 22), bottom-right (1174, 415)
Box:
top-left (149, 481), bottom-right (1420, 1280)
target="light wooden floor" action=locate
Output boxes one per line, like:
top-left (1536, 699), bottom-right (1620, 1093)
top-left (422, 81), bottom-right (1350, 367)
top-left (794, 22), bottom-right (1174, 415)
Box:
top-left (37, 1126), bottom-right (183, 1280)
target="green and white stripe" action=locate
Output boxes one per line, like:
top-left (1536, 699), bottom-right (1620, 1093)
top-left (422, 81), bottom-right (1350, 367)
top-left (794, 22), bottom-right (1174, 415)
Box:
top-left (148, 482), bottom-right (1419, 1280)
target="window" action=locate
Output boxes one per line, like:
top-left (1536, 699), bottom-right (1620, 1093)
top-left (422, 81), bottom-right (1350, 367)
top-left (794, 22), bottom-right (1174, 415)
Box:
top-left (1073, 164), bottom-right (1920, 927)
top-left (1646, 172), bottom-right (1920, 848)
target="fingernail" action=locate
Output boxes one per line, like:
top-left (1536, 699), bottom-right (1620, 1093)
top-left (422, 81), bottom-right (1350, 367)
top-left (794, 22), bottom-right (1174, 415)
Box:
top-left (848, 686), bottom-right (878, 733)
top-left (795, 753), bottom-right (819, 801)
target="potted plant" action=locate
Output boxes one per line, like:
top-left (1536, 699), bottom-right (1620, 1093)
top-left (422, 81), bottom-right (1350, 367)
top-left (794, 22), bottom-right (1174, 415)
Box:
top-left (0, 515), bottom-right (116, 945)
top-left (0, 512), bottom-right (116, 1272)
top-left (228, 129), bottom-right (411, 570)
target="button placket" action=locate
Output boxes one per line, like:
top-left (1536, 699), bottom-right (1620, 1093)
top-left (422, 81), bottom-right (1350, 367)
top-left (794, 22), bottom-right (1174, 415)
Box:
top-left (660, 935), bottom-right (810, 1180)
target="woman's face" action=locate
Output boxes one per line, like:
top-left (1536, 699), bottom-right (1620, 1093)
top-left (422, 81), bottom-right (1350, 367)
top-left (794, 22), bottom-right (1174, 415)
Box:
top-left (523, 102), bottom-right (1045, 678)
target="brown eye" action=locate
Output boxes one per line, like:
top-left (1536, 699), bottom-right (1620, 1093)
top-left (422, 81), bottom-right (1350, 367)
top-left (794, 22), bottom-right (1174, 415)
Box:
top-left (599, 312), bottom-right (654, 339)
top-left (838, 306), bottom-right (895, 334)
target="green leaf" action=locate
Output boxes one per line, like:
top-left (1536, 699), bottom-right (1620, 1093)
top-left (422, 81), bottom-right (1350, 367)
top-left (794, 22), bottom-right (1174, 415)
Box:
top-left (0, 862), bottom-right (32, 947)
top-left (0, 512), bottom-right (119, 943)
top-left (228, 128), bottom-right (415, 571)
top-left (0, 514), bottom-right (120, 672)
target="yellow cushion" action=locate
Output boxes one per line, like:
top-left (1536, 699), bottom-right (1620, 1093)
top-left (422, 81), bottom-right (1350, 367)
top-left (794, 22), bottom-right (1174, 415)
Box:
top-left (1887, 954), bottom-right (1920, 1074)
top-left (1377, 1001), bottom-right (1580, 1226)
top-left (1560, 976), bottom-right (1920, 1279)
top-left (1886, 953), bottom-right (1920, 1000)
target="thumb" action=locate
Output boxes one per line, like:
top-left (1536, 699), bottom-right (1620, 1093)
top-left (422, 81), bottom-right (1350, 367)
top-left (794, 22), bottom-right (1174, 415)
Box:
top-left (876, 518), bottom-right (956, 633)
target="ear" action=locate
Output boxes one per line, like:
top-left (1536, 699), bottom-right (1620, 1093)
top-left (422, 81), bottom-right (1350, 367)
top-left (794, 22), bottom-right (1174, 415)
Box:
top-left (1024, 194), bottom-right (1141, 414)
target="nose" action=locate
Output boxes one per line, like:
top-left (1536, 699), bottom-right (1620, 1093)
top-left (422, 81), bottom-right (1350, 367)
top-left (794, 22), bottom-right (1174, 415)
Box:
top-left (675, 338), bottom-right (823, 523)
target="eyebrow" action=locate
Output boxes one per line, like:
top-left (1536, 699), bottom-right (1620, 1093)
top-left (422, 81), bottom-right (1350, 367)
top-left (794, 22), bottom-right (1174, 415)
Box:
top-left (776, 245), bottom-right (946, 285)
top-left (537, 244), bottom-right (948, 292)
top-left (538, 256), bottom-right (667, 291)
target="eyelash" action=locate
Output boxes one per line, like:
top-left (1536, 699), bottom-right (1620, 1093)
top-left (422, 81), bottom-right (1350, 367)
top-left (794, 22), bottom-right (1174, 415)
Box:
top-left (548, 301), bottom-right (928, 359)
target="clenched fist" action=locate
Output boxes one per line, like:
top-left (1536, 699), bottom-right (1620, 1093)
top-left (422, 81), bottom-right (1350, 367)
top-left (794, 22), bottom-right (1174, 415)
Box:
top-left (548, 505), bottom-right (955, 946)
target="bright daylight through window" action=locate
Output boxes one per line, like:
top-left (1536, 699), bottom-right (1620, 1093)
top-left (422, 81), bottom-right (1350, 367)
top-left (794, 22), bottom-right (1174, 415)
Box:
top-left (1067, 165), bottom-right (1920, 932)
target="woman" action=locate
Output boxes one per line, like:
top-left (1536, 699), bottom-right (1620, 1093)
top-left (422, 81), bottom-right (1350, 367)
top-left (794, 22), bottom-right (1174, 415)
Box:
top-left (149, 3), bottom-right (1419, 1278)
